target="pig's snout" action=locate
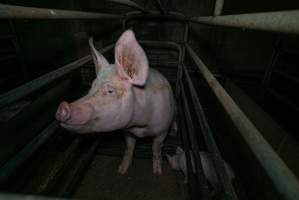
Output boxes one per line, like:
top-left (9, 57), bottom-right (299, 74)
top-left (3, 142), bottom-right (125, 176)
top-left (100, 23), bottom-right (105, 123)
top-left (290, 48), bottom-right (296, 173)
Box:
top-left (56, 101), bottom-right (94, 125)
top-left (56, 101), bottom-right (71, 122)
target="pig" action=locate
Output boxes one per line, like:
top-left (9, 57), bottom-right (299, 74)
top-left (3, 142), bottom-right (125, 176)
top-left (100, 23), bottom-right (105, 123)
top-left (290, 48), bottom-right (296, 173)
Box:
top-left (56, 30), bottom-right (175, 175)
top-left (166, 147), bottom-right (235, 187)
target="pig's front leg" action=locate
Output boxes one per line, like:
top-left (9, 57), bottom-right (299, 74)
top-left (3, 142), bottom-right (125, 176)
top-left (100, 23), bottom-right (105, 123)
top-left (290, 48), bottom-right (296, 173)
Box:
top-left (152, 132), bottom-right (168, 175)
top-left (118, 134), bottom-right (136, 174)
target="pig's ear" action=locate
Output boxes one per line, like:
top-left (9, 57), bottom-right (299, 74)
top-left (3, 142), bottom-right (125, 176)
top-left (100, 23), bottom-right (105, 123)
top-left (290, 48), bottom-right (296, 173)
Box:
top-left (115, 30), bottom-right (149, 86)
top-left (89, 37), bottom-right (109, 74)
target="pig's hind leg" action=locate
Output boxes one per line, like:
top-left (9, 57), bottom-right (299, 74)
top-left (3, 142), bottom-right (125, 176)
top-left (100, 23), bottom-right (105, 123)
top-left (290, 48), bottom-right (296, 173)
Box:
top-left (152, 132), bottom-right (168, 175)
top-left (118, 134), bottom-right (136, 174)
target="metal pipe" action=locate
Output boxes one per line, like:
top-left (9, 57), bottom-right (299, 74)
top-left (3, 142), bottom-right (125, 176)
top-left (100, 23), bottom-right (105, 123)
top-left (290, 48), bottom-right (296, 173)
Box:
top-left (0, 121), bottom-right (59, 184)
top-left (37, 138), bottom-right (81, 195)
top-left (109, 0), bottom-right (147, 12)
top-left (153, 0), bottom-right (166, 14)
top-left (57, 139), bottom-right (99, 197)
top-left (182, 65), bottom-right (237, 199)
top-left (214, 0), bottom-right (224, 16)
top-left (0, 44), bottom-right (114, 108)
top-left (180, 83), bottom-right (211, 199)
top-left (177, 100), bottom-right (201, 200)
top-left (191, 10), bottom-right (299, 35)
top-left (0, 4), bottom-right (123, 19)
top-left (185, 44), bottom-right (299, 200)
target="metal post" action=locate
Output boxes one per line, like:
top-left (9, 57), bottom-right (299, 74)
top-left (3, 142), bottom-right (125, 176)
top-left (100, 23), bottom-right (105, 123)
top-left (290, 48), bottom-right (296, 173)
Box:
top-left (180, 83), bottom-right (211, 200)
top-left (0, 44), bottom-right (114, 108)
top-left (185, 44), bottom-right (299, 200)
top-left (0, 4), bottom-right (123, 19)
top-left (182, 64), bottom-right (237, 199)
top-left (191, 10), bottom-right (299, 35)
top-left (214, 0), bottom-right (224, 16)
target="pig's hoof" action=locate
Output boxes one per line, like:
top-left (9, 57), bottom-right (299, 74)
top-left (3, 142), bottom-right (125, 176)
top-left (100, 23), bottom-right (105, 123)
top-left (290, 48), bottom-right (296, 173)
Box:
top-left (153, 159), bottom-right (162, 175)
top-left (118, 163), bottom-right (129, 174)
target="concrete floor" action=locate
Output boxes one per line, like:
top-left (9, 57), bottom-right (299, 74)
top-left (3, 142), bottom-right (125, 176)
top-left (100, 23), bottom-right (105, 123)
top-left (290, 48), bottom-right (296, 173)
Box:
top-left (73, 155), bottom-right (189, 200)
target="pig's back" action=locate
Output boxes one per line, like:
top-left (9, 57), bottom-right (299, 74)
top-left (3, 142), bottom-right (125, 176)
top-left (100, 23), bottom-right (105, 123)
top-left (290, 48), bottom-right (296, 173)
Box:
top-left (133, 68), bottom-right (175, 134)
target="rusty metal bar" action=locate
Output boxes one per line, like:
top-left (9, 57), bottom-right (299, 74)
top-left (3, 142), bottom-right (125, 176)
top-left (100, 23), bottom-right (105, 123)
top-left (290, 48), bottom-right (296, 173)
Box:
top-left (185, 44), bottom-right (299, 200)
top-left (0, 44), bottom-right (114, 108)
top-left (214, 0), bottom-right (224, 16)
top-left (109, 0), bottom-right (147, 12)
top-left (0, 4), bottom-right (123, 19)
top-left (191, 10), bottom-right (299, 35)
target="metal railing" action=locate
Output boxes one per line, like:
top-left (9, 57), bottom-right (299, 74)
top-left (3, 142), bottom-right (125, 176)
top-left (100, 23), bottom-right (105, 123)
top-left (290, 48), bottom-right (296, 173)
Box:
top-left (0, 2), bottom-right (298, 200)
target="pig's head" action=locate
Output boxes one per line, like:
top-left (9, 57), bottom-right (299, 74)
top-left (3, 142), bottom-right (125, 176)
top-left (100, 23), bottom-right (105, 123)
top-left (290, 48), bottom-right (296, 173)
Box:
top-left (56, 30), bottom-right (149, 133)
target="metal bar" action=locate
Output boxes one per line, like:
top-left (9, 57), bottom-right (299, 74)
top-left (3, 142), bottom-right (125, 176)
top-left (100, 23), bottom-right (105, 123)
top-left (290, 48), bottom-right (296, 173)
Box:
top-left (214, 0), bottom-right (224, 16)
top-left (109, 0), bottom-right (147, 12)
top-left (57, 140), bottom-right (99, 197)
top-left (0, 4), bottom-right (123, 19)
top-left (37, 138), bottom-right (81, 195)
top-left (123, 11), bottom-right (186, 28)
top-left (0, 193), bottom-right (69, 200)
top-left (153, 0), bottom-right (166, 14)
top-left (185, 44), bottom-right (299, 200)
top-left (0, 121), bottom-right (59, 184)
top-left (274, 70), bottom-right (299, 84)
top-left (190, 10), bottom-right (299, 35)
top-left (182, 64), bottom-right (237, 199)
top-left (0, 44), bottom-right (114, 108)
top-left (0, 80), bottom-right (70, 166)
top-left (180, 83), bottom-right (210, 200)
top-left (177, 100), bottom-right (200, 200)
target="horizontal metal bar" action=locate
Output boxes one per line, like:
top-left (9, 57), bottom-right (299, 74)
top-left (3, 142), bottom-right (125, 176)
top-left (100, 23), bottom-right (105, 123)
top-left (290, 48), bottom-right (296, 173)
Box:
top-left (0, 44), bottom-right (114, 108)
top-left (0, 4), bottom-right (123, 19)
top-left (274, 70), bottom-right (299, 84)
top-left (0, 121), bottom-right (59, 184)
top-left (182, 64), bottom-right (237, 199)
top-left (0, 193), bottom-right (68, 200)
top-left (109, 0), bottom-right (147, 12)
top-left (124, 11), bottom-right (186, 23)
top-left (57, 140), bottom-right (99, 197)
top-left (37, 138), bottom-right (81, 195)
top-left (185, 43), bottom-right (299, 200)
top-left (191, 10), bottom-right (299, 35)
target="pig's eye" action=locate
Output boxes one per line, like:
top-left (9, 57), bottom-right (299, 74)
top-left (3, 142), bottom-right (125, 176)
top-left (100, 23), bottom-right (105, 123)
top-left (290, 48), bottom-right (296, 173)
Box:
top-left (104, 85), bottom-right (115, 96)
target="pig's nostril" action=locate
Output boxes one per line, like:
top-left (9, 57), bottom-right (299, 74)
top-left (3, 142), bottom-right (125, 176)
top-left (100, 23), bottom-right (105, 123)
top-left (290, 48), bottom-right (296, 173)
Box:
top-left (56, 101), bottom-right (71, 122)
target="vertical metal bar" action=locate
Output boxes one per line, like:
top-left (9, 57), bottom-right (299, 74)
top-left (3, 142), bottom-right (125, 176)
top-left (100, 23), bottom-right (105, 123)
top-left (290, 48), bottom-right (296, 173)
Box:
top-left (185, 44), bottom-right (299, 200)
top-left (153, 0), bottom-right (166, 14)
top-left (180, 83), bottom-right (211, 200)
top-left (177, 100), bottom-right (199, 200)
top-left (214, 0), bottom-right (224, 16)
top-left (182, 64), bottom-right (237, 200)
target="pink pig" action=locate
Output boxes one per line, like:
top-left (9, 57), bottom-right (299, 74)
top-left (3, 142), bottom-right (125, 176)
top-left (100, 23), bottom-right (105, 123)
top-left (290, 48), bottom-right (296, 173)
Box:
top-left (56, 30), bottom-right (175, 175)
